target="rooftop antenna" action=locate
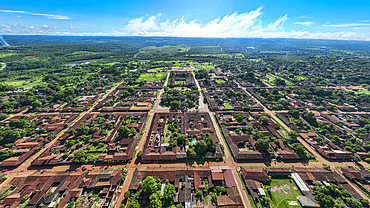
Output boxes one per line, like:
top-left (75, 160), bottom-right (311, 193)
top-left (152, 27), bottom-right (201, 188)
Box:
top-left (0, 36), bottom-right (10, 46)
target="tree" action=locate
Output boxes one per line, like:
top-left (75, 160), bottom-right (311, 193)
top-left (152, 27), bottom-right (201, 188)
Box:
top-left (127, 87), bottom-right (135, 94)
top-left (124, 191), bottom-right (130, 198)
top-left (187, 148), bottom-right (196, 158)
top-left (141, 176), bottom-right (161, 193)
top-left (291, 143), bottom-right (305, 155)
top-left (243, 106), bottom-right (251, 112)
top-left (31, 100), bottom-right (42, 109)
top-left (76, 125), bottom-right (89, 135)
top-left (318, 195), bottom-right (335, 208)
top-left (255, 139), bottom-right (270, 151)
top-left (164, 180), bottom-right (175, 200)
top-left (275, 78), bottom-right (286, 86)
top-left (130, 127), bottom-right (137, 136)
top-left (118, 126), bottom-right (130, 137)
top-left (127, 199), bottom-right (140, 208)
top-left (137, 150), bottom-right (143, 158)
top-left (314, 136), bottom-right (323, 143)
top-left (170, 100), bottom-right (180, 109)
top-left (176, 204), bottom-right (184, 208)
top-left (258, 116), bottom-right (269, 125)
top-left (149, 191), bottom-right (162, 208)
top-left (288, 109), bottom-right (300, 119)
top-left (206, 137), bottom-right (216, 153)
top-left (259, 196), bottom-right (272, 208)
top-left (352, 155), bottom-right (361, 162)
top-left (194, 140), bottom-right (208, 156)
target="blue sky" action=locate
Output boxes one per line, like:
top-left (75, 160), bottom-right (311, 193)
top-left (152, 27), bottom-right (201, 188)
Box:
top-left (1, 0), bottom-right (370, 40)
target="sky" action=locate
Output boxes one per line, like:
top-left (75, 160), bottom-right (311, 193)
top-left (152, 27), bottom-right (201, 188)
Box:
top-left (1, 0), bottom-right (370, 40)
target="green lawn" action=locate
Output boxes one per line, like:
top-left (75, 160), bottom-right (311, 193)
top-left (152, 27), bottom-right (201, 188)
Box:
top-left (264, 73), bottom-right (293, 86)
top-left (0, 53), bottom-right (15, 58)
top-left (262, 178), bottom-right (302, 208)
top-left (294, 75), bottom-right (307, 80)
top-left (105, 62), bottom-right (120, 66)
top-left (175, 81), bottom-right (186, 85)
top-left (215, 79), bottom-right (226, 84)
top-left (138, 73), bottom-right (167, 82)
top-left (4, 78), bottom-right (43, 87)
top-left (223, 102), bottom-right (233, 109)
top-left (343, 88), bottom-right (370, 95)
top-left (163, 121), bottom-right (172, 143)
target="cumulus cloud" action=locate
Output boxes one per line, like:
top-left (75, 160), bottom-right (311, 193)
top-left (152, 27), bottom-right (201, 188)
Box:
top-left (0, 9), bottom-right (71, 19)
top-left (0, 22), bottom-right (59, 33)
top-left (323, 23), bottom-right (370, 27)
top-left (294, 22), bottom-right (314, 26)
top-left (123, 7), bottom-right (289, 37)
top-left (2, 7), bottom-right (370, 41)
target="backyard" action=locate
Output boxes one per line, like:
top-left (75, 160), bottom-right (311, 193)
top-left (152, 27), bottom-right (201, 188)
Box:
top-left (262, 178), bottom-right (302, 208)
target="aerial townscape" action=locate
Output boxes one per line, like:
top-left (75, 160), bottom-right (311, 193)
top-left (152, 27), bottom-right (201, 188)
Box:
top-left (1, 36), bottom-right (370, 208)
top-left (1, 1), bottom-right (370, 207)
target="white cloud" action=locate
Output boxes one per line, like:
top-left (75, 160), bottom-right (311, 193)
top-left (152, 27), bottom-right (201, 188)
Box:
top-left (299, 14), bottom-right (314, 19)
top-left (323, 23), bottom-right (370, 27)
top-left (0, 22), bottom-right (59, 33)
top-left (2, 7), bottom-right (370, 41)
top-left (294, 22), bottom-right (314, 26)
top-left (123, 7), bottom-right (288, 37)
top-left (69, 24), bottom-right (75, 30)
top-left (0, 9), bottom-right (71, 19)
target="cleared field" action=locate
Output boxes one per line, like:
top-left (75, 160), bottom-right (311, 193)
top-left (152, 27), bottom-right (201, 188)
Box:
top-left (262, 178), bottom-right (302, 208)
top-left (138, 73), bottom-right (167, 81)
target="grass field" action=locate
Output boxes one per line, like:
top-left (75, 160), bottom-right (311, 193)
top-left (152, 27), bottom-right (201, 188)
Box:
top-left (105, 62), bottom-right (120, 66)
top-left (175, 81), bottom-right (186, 85)
top-left (294, 75), bottom-right (307, 80)
top-left (262, 179), bottom-right (302, 208)
top-left (215, 79), bottom-right (226, 84)
top-left (223, 102), bottom-right (233, 109)
top-left (0, 53), bottom-right (15, 57)
top-left (138, 73), bottom-right (167, 82)
top-left (4, 78), bottom-right (43, 87)
top-left (343, 88), bottom-right (370, 95)
top-left (264, 73), bottom-right (293, 86)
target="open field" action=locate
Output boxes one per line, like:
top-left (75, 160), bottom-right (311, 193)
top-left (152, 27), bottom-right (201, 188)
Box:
top-left (215, 79), bottom-right (226, 84)
top-left (343, 88), bottom-right (370, 95)
top-left (138, 73), bottom-right (167, 81)
top-left (262, 179), bottom-right (302, 208)
top-left (0, 53), bottom-right (15, 57)
top-left (4, 78), bottom-right (44, 88)
top-left (264, 73), bottom-right (293, 86)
